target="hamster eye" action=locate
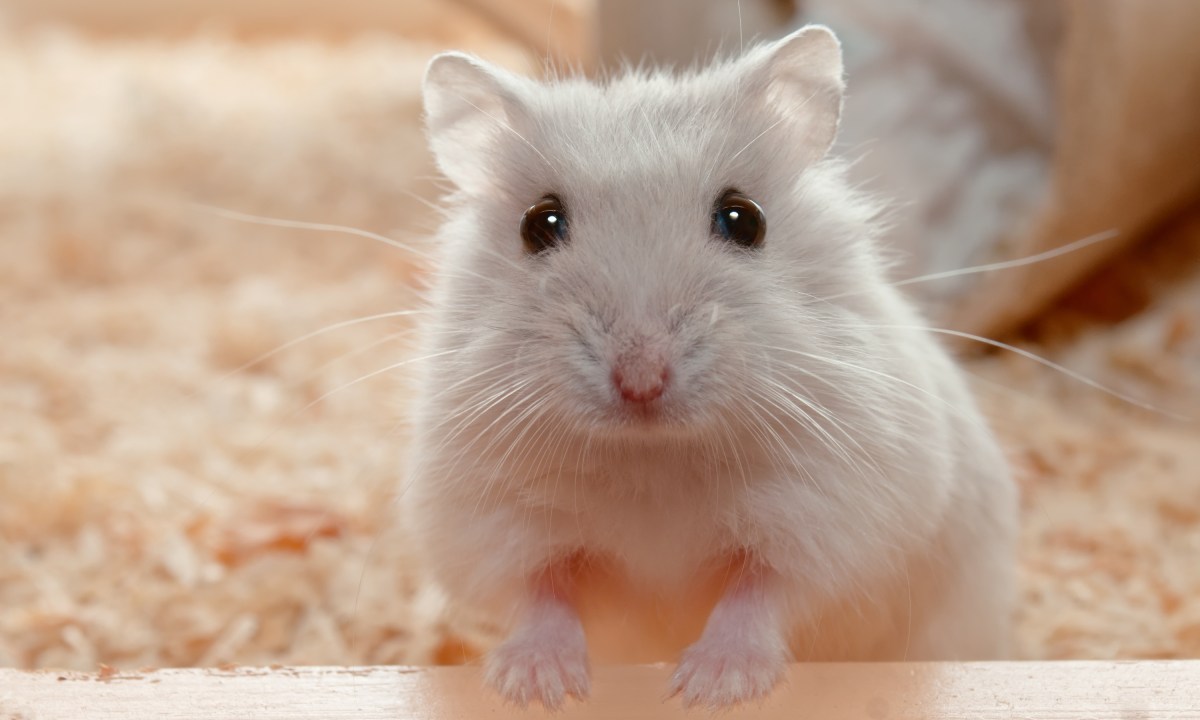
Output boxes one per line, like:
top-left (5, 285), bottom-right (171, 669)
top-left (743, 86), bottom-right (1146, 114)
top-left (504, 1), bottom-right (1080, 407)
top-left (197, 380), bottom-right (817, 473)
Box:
top-left (520, 195), bottom-right (568, 254)
top-left (712, 190), bottom-right (766, 249)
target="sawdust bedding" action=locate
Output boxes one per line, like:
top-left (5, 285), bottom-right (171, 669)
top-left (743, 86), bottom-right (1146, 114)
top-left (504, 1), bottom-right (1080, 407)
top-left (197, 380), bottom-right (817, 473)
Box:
top-left (1, 29), bottom-right (1197, 672)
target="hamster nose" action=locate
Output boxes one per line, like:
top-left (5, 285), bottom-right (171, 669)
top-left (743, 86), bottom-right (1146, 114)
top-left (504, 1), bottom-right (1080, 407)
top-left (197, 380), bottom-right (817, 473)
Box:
top-left (612, 360), bottom-right (668, 404)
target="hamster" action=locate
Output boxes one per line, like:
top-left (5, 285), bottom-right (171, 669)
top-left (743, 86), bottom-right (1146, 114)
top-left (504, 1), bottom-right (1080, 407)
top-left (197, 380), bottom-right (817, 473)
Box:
top-left (404, 25), bottom-right (1018, 711)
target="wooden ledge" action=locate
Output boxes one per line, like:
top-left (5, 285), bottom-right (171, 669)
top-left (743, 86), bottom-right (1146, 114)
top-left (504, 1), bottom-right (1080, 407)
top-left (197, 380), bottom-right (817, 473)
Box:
top-left (2, 662), bottom-right (1198, 719)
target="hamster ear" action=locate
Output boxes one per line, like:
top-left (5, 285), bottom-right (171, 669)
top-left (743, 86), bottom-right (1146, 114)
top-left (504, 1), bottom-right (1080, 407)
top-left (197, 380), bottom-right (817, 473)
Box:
top-left (422, 52), bottom-right (527, 192)
top-left (747, 25), bottom-right (845, 166)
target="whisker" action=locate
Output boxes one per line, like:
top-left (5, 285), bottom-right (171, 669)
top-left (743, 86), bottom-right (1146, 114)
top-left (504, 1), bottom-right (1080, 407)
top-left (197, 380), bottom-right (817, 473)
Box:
top-left (434, 367), bottom-right (547, 460)
top-left (397, 186), bottom-right (454, 217)
top-left (756, 373), bottom-right (884, 479)
top-left (411, 380), bottom-right (530, 516)
top-left (424, 357), bottom-right (523, 421)
top-left (489, 389), bottom-right (558, 472)
top-left (276, 330), bottom-right (414, 398)
top-left (571, 432), bottom-right (594, 542)
top-left (194, 198), bottom-right (533, 280)
top-left (774, 385), bottom-right (876, 478)
top-left (202, 309), bottom-right (426, 390)
top-left (864, 324), bottom-right (1192, 422)
top-left (740, 382), bottom-right (821, 461)
top-left (889, 228), bottom-right (1119, 289)
top-left (718, 402), bottom-right (766, 494)
top-left (189, 201), bottom-right (449, 263)
top-left (736, 0), bottom-right (744, 54)
top-left (466, 393), bottom-right (553, 519)
top-left (435, 375), bottom-right (537, 452)
top-left (820, 229), bottom-right (1121, 302)
top-left (751, 342), bottom-right (976, 424)
top-left (505, 398), bottom-right (570, 483)
top-left (300, 348), bottom-right (461, 415)
top-left (741, 387), bottom-right (826, 479)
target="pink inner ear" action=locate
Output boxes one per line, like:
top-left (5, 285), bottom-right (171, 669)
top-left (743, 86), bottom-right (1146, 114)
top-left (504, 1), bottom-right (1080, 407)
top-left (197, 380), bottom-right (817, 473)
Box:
top-left (752, 27), bottom-right (845, 166)
top-left (423, 52), bottom-right (523, 193)
top-left (768, 25), bottom-right (845, 89)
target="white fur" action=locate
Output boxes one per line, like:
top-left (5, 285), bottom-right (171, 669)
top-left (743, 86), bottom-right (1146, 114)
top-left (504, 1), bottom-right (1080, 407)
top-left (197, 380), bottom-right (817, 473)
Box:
top-left (405, 25), bottom-right (1018, 709)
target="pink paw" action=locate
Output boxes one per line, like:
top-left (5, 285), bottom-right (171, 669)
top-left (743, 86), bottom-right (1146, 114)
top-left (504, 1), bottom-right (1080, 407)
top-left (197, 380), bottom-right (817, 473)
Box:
top-left (668, 637), bottom-right (786, 710)
top-left (484, 629), bottom-right (590, 711)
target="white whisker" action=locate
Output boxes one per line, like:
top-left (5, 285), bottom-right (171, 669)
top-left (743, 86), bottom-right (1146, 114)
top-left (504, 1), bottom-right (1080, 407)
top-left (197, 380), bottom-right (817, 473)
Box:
top-left (737, 0), bottom-right (744, 54)
top-left (866, 324), bottom-right (1191, 422)
top-left (285, 330), bottom-right (413, 391)
top-left (752, 342), bottom-right (976, 424)
top-left (757, 373), bottom-right (884, 479)
top-left (193, 202), bottom-right (432, 261)
top-left (820, 229), bottom-right (1121, 302)
top-left (300, 348), bottom-right (460, 415)
top-left (889, 228), bottom-right (1120, 290)
top-left (203, 309), bottom-right (426, 388)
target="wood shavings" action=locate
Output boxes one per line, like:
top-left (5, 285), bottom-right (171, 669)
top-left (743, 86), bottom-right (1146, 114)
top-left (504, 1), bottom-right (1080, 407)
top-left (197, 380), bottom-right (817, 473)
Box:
top-left (975, 214), bottom-right (1200, 660)
top-left (0, 26), bottom-right (475, 672)
top-left (191, 502), bottom-right (347, 569)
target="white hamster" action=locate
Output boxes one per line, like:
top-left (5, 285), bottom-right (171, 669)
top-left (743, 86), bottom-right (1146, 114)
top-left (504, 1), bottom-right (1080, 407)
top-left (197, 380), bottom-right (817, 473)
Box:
top-left (404, 25), bottom-right (1018, 711)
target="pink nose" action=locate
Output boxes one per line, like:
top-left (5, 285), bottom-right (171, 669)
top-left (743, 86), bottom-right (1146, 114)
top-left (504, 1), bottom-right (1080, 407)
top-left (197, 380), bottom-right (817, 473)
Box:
top-left (612, 365), bottom-right (667, 404)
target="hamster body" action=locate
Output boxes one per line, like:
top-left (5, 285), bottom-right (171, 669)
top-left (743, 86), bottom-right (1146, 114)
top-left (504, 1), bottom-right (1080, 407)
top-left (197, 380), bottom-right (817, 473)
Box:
top-left (405, 26), bottom-right (1018, 710)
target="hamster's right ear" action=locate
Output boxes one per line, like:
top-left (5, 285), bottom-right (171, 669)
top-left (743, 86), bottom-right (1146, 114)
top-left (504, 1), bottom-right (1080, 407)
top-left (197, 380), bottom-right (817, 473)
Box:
top-left (744, 25), bottom-right (845, 168)
top-left (423, 52), bottom-right (528, 193)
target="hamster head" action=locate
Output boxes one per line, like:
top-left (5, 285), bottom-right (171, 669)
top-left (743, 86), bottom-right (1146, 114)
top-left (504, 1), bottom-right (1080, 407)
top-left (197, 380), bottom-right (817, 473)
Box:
top-left (422, 26), bottom-right (882, 440)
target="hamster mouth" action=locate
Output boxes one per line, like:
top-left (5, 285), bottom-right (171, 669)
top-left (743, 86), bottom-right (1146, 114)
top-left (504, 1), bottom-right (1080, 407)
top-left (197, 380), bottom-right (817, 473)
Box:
top-left (621, 400), bottom-right (664, 423)
top-left (608, 395), bottom-right (699, 435)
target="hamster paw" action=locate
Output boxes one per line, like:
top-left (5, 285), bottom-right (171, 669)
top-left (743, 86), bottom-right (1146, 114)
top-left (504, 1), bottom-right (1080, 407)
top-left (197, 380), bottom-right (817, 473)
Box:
top-left (484, 627), bottom-right (590, 711)
top-left (668, 637), bottom-right (786, 710)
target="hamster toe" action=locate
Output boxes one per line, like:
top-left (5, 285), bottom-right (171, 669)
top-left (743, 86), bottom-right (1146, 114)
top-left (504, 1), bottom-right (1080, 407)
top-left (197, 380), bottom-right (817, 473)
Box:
top-left (668, 636), bottom-right (785, 710)
top-left (484, 631), bottom-right (590, 710)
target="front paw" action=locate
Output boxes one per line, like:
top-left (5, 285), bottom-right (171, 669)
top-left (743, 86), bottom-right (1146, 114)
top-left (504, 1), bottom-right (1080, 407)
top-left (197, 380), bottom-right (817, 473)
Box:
top-left (484, 631), bottom-right (590, 711)
top-left (668, 637), bottom-right (786, 710)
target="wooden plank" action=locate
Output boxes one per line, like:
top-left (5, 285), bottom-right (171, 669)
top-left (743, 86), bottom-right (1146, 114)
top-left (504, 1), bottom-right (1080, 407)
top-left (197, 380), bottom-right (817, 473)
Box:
top-left (1, 662), bottom-right (1198, 719)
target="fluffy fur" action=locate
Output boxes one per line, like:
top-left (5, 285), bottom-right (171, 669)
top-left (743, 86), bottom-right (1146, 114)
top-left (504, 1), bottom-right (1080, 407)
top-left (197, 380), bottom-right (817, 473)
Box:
top-left (405, 25), bottom-right (1018, 710)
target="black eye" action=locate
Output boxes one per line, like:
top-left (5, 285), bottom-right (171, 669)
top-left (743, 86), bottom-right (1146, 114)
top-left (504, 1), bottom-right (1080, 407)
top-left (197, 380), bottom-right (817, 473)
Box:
top-left (520, 195), bottom-right (568, 254)
top-left (712, 190), bottom-right (766, 249)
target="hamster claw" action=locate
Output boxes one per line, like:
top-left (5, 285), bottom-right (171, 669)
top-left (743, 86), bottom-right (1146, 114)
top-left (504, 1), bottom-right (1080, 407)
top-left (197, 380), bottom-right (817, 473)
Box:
top-left (667, 637), bottom-right (786, 710)
top-left (483, 624), bottom-right (590, 711)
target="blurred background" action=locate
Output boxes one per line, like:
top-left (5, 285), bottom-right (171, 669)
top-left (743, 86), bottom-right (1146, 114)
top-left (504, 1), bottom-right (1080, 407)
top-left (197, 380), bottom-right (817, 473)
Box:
top-left (0, 0), bottom-right (1198, 672)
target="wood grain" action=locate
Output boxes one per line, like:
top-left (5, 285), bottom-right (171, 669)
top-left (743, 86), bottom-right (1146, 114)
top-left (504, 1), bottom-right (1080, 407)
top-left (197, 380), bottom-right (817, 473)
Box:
top-left (2, 662), bottom-right (1198, 719)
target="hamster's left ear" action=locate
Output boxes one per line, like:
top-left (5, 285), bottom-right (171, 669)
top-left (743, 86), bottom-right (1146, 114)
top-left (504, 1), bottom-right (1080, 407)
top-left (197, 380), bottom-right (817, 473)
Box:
top-left (745, 25), bottom-right (845, 167)
top-left (422, 52), bottom-right (529, 193)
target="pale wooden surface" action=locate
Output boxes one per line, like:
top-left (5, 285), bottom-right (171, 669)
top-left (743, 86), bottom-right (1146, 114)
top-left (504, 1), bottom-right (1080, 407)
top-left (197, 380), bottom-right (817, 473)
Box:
top-left (1, 662), bottom-right (1198, 719)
